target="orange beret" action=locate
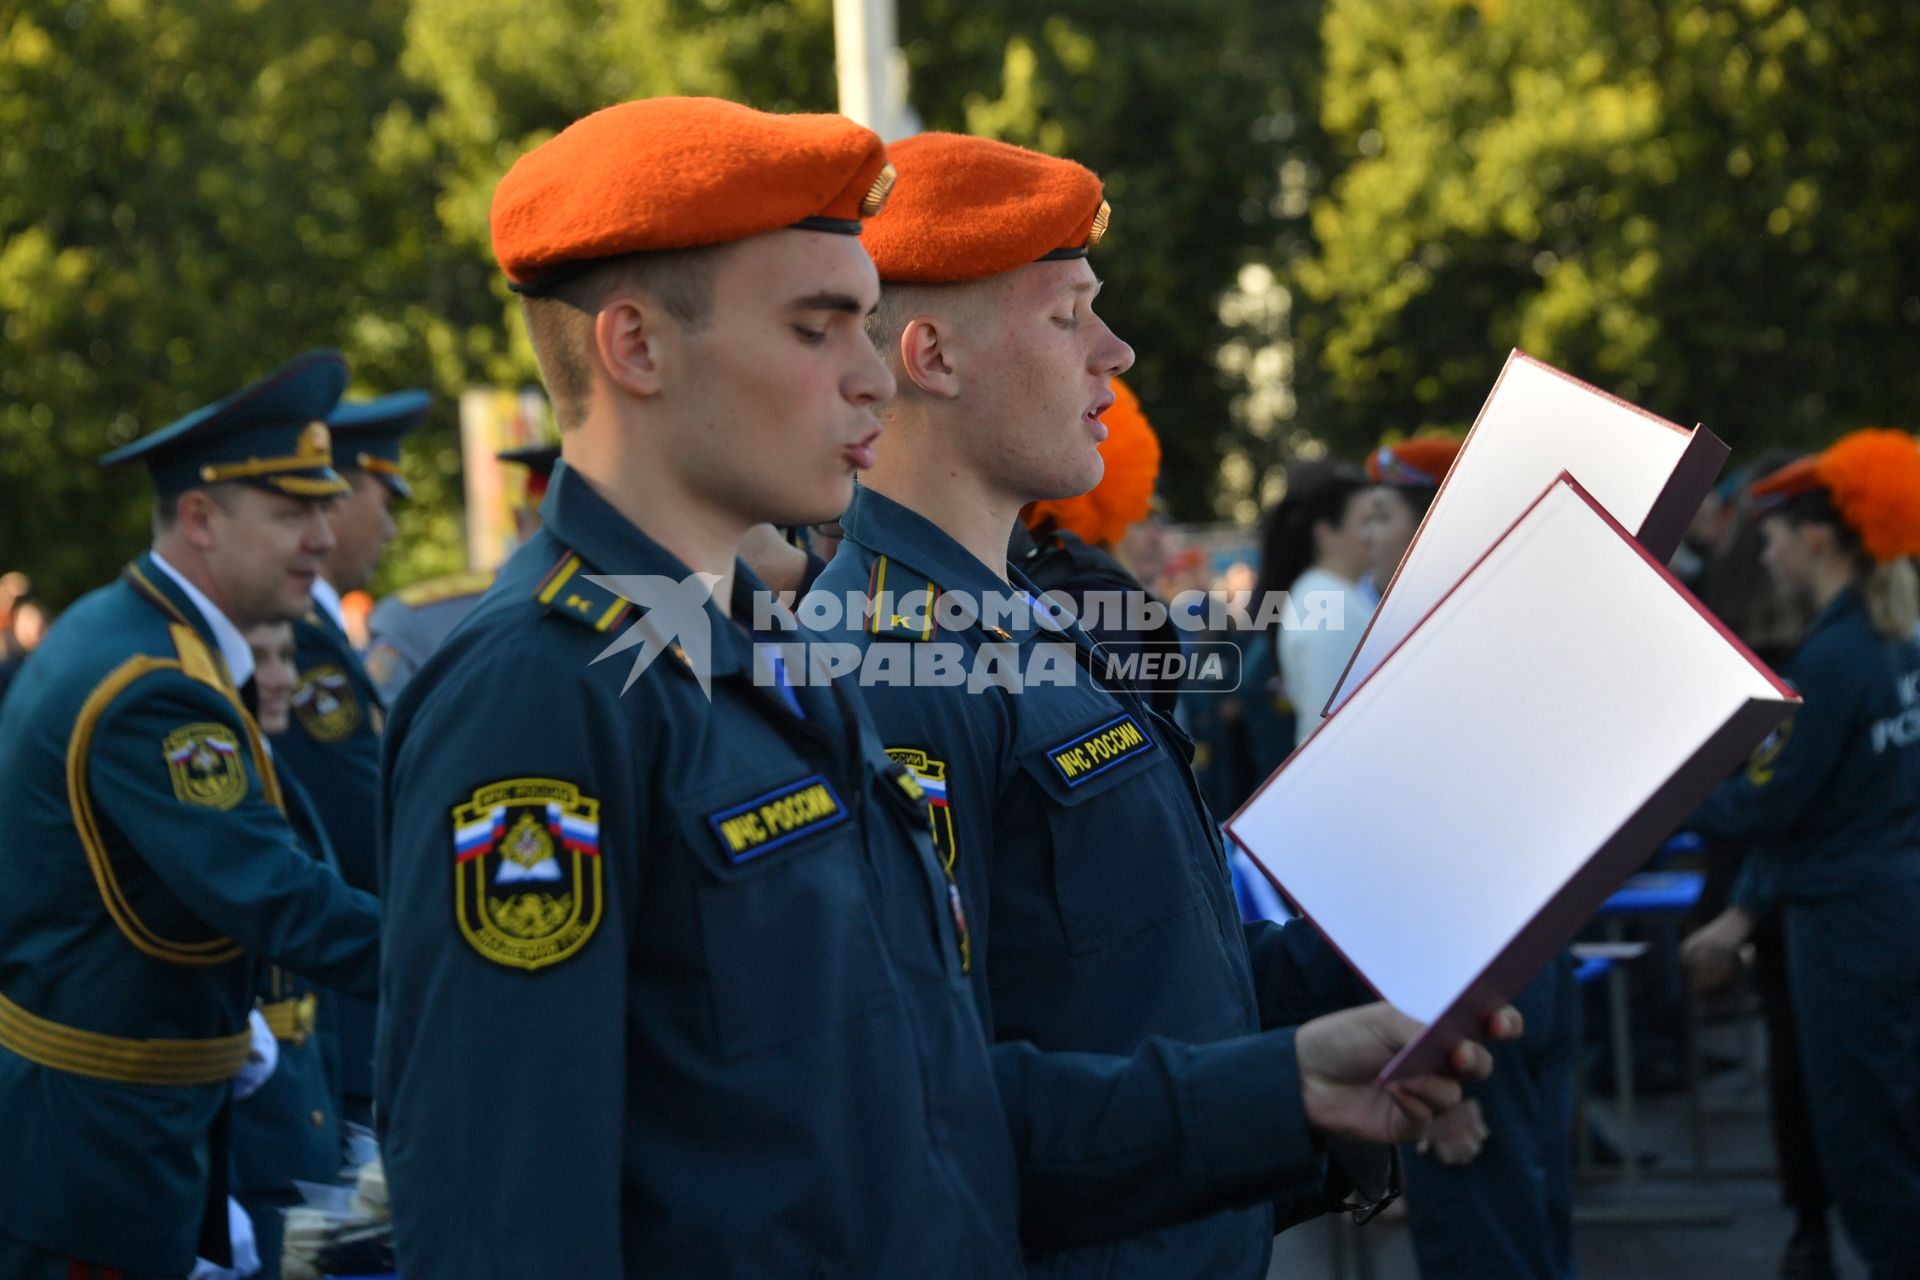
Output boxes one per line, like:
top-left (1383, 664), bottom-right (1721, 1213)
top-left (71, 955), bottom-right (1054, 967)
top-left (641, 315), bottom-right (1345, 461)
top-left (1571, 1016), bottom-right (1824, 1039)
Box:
top-left (492, 97), bottom-right (896, 293)
top-left (862, 133), bottom-right (1109, 284)
top-left (1023, 378), bottom-right (1160, 547)
top-left (1750, 428), bottom-right (1920, 562)
top-left (1366, 435), bottom-right (1462, 488)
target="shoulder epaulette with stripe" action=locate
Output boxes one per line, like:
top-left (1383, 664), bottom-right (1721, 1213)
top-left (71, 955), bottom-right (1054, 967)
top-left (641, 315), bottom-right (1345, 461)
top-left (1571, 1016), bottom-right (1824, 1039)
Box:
top-left (865, 554), bottom-right (938, 641)
top-left (395, 569), bottom-right (495, 609)
top-left (533, 553), bottom-right (632, 634)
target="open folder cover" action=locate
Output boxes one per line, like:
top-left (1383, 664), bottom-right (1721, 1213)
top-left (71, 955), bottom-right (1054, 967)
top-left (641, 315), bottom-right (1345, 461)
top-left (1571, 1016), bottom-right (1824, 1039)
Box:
top-left (1227, 474), bottom-right (1796, 1082)
top-left (1324, 351), bottom-right (1729, 718)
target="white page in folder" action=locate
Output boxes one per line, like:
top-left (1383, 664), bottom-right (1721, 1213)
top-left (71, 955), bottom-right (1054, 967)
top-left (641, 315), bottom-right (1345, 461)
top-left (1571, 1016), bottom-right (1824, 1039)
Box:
top-left (1230, 478), bottom-right (1791, 1036)
top-left (1325, 353), bottom-right (1705, 717)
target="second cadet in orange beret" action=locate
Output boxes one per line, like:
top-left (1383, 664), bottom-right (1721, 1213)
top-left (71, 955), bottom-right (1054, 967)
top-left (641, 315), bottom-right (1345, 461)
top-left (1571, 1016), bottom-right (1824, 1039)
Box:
top-left (810, 131), bottom-right (1514, 1280)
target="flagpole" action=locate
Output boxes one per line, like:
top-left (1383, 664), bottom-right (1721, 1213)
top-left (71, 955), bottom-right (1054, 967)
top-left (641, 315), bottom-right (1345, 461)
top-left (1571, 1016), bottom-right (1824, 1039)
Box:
top-left (834, 0), bottom-right (915, 139)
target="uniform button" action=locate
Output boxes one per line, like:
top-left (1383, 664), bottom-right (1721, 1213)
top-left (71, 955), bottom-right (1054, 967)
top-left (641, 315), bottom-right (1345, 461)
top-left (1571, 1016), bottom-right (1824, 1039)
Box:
top-left (312, 1109), bottom-right (326, 1128)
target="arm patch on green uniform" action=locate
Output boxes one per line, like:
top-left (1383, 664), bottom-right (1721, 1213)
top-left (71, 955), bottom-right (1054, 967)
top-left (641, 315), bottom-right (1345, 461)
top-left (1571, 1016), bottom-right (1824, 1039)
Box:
top-left (452, 777), bottom-right (605, 971)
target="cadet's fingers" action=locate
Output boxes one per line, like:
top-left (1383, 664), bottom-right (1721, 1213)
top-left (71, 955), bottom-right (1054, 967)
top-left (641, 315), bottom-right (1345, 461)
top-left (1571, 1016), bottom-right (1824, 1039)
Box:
top-left (1389, 1074), bottom-right (1462, 1118)
top-left (1383, 1083), bottom-right (1434, 1127)
top-left (1483, 1006), bottom-right (1524, 1041)
top-left (1447, 1037), bottom-right (1494, 1081)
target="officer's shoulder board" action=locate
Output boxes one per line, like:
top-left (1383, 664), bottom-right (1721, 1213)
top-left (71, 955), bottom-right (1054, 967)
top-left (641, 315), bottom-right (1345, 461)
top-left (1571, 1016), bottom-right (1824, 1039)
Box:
top-left (532, 552), bottom-right (632, 633)
top-left (395, 569), bottom-right (495, 610)
top-left (865, 554), bottom-right (938, 641)
top-left (170, 623), bottom-right (227, 691)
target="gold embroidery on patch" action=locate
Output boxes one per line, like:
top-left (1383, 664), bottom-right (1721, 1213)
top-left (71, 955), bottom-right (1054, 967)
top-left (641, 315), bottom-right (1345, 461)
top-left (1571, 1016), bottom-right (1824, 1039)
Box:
top-left (452, 778), bottom-right (603, 971)
top-left (292, 663), bottom-right (361, 743)
top-left (163, 723), bottom-right (249, 810)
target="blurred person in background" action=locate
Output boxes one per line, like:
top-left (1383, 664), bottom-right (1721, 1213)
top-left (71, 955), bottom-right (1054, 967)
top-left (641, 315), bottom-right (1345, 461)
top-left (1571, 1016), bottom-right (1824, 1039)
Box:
top-left (0, 575), bottom-right (48, 711)
top-left (1681, 448), bottom-right (1833, 1279)
top-left (231, 619), bottom-right (347, 1280)
top-left (270, 390), bottom-right (425, 1130)
top-left (362, 442), bottom-right (557, 705)
top-left (1361, 435), bottom-right (1460, 597)
top-left (1681, 430), bottom-right (1920, 1280)
top-left (1243, 459), bottom-right (1373, 771)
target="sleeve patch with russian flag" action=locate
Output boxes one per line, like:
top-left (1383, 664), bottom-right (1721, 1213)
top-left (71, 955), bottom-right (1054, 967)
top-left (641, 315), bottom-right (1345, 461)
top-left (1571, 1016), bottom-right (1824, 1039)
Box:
top-left (452, 778), bottom-right (603, 971)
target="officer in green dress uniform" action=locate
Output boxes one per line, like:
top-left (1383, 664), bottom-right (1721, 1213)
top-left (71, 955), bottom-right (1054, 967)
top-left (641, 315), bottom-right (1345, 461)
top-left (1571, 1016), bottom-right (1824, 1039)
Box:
top-left (377, 98), bottom-right (1506, 1277)
top-left (0, 350), bottom-right (381, 1279)
top-left (270, 389), bottom-right (425, 1125)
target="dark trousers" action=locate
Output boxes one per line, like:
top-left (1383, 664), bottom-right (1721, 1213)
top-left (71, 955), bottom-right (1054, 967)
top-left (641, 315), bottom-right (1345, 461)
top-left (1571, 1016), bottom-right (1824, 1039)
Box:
top-left (1785, 881), bottom-right (1920, 1279)
top-left (1403, 955), bottom-right (1581, 1280)
top-left (1752, 913), bottom-right (1832, 1216)
top-left (236, 1191), bottom-right (295, 1280)
top-left (0, 1232), bottom-right (180, 1280)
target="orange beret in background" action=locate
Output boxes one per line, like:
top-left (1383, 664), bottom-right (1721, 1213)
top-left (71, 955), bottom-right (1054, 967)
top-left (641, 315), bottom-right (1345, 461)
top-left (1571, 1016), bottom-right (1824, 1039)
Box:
top-left (1750, 428), bottom-right (1920, 562)
top-left (1023, 378), bottom-right (1160, 548)
top-left (491, 96), bottom-right (895, 292)
top-left (862, 133), bottom-right (1109, 283)
top-left (1366, 435), bottom-right (1462, 488)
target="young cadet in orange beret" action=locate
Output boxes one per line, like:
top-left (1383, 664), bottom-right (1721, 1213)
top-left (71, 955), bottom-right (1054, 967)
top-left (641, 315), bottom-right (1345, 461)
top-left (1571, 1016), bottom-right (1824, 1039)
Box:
top-left (806, 131), bottom-right (1513, 1279)
top-left (376, 101), bottom-right (1508, 1278)
top-left (1681, 431), bottom-right (1920, 1279)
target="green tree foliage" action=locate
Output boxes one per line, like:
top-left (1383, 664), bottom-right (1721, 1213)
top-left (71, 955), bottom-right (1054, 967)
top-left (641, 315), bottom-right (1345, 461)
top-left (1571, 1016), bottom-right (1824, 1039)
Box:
top-left (0, 0), bottom-right (473, 604)
top-left (1286, 0), bottom-right (1920, 465)
top-left (11, 0), bottom-right (1914, 607)
top-left (4, 0), bottom-right (1328, 604)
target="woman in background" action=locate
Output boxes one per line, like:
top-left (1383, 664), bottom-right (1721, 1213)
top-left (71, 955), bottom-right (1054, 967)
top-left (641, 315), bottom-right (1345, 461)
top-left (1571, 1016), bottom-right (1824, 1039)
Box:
top-left (1682, 431), bottom-right (1920, 1280)
top-left (1247, 460), bottom-right (1374, 762)
top-left (1360, 435), bottom-right (1460, 597)
top-left (1683, 451), bottom-right (1833, 1280)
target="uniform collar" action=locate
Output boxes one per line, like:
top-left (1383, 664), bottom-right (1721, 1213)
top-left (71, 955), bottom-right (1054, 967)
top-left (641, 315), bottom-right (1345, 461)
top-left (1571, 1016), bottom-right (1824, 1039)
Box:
top-left (839, 484), bottom-right (1075, 638)
top-left (840, 485), bottom-right (1014, 603)
top-left (310, 575), bottom-right (350, 637)
top-left (146, 549), bottom-right (256, 687)
top-left (538, 460), bottom-right (786, 679)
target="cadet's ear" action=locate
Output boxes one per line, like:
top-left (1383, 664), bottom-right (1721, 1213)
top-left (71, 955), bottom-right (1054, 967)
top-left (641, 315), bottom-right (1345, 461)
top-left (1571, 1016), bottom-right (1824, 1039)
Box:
top-left (593, 296), bottom-right (667, 400)
top-left (898, 316), bottom-right (961, 400)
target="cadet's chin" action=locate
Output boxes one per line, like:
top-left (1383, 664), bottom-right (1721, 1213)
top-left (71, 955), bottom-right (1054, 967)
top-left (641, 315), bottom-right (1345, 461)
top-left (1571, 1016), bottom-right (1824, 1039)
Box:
top-left (777, 473), bottom-right (856, 530)
top-left (1028, 453), bottom-right (1106, 505)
